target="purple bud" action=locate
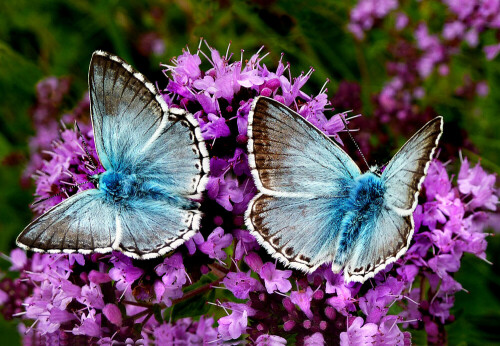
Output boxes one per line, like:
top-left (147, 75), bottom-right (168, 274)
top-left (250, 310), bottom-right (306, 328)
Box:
top-left (236, 134), bottom-right (248, 144)
top-left (200, 265), bottom-right (209, 274)
top-left (325, 307), bottom-right (336, 320)
top-left (312, 275), bottom-right (322, 287)
top-left (320, 321), bottom-right (327, 330)
top-left (284, 320), bottom-right (296, 331)
top-left (233, 215), bottom-right (244, 227)
top-left (283, 297), bottom-right (295, 313)
top-left (244, 252), bottom-right (263, 273)
top-left (303, 320), bottom-right (312, 329)
top-left (260, 87), bottom-right (273, 97)
top-left (265, 78), bottom-right (281, 91)
top-left (88, 270), bottom-right (111, 284)
top-left (259, 293), bottom-right (267, 302)
top-left (274, 95), bottom-right (285, 104)
top-left (226, 105), bottom-right (233, 112)
top-left (214, 215), bottom-right (223, 226)
top-left (313, 290), bottom-right (324, 300)
top-left (103, 304), bottom-right (122, 327)
top-left (335, 318), bottom-right (346, 330)
top-left (80, 272), bottom-right (88, 284)
top-left (297, 278), bottom-right (308, 289)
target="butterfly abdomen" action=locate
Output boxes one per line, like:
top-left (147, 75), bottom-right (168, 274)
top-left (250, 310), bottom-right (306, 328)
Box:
top-left (333, 173), bottom-right (385, 267)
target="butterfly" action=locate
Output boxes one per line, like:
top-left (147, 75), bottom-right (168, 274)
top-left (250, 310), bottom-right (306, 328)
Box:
top-left (245, 96), bottom-right (443, 283)
top-left (17, 51), bottom-right (209, 259)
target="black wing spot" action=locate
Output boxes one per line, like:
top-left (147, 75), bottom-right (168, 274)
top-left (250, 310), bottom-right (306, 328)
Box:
top-left (299, 254), bottom-right (311, 263)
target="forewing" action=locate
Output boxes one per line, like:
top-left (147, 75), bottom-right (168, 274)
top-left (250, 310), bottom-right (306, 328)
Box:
top-left (17, 190), bottom-right (116, 254)
top-left (245, 192), bottom-right (351, 272)
top-left (89, 51), bottom-right (209, 196)
top-left (116, 198), bottom-right (201, 259)
top-left (248, 96), bottom-right (361, 197)
top-left (344, 208), bottom-right (413, 282)
top-left (381, 117), bottom-right (443, 214)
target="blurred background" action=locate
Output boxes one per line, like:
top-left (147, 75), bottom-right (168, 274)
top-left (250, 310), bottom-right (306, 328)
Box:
top-left (0, 0), bottom-right (499, 343)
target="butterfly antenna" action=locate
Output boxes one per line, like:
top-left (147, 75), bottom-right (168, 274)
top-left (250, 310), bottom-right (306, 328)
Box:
top-left (340, 114), bottom-right (370, 171)
top-left (31, 180), bottom-right (94, 206)
top-left (74, 121), bottom-right (98, 171)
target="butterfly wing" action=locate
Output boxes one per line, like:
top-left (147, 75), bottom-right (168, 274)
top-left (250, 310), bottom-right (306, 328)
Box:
top-left (246, 96), bottom-right (360, 271)
top-left (17, 190), bottom-right (116, 253)
top-left (115, 197), bottom-right (201, 259)
top-left (246, 193), bottom-right (353, 271)
top-left (344, 117), bottom-right (443, 282)
top-left (89, 51), bottom-right (209, 197)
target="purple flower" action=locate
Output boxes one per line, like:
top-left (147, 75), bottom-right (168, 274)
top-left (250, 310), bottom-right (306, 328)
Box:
top-left (223, 271), bottom-right (263, 299)
top-left (290, 287), bottom-right (314, 319)
top-left (155, 252), bottom-right (188, 286)
top-left (340, 317), bottom-right (378, 345)
top-left (484, 43), bottom-right (500, 60)
top-left (428, 254), bottom-right (460, 278)
top-left (218, 303), bottom-right (255, 340)
top-left (375, 316), bottom-right (409, 345)
top-left (233, 229), bottom-right (260, 261)
top-left (207, 174), bottom-right (245, 211)
top-left (77, 283), bottom-right (105, 309)
top-left (198, 227), bottom-right (233, 260)
top-left (200, 113), bottom-right (231, 140)
top-left (72, 310), bottom-right (102, 338)
top-left (458, 158), bottom-right (498, 210)
top-left (255, 334), bottom-right (287, 345)
top-left (109, 252), bottom-right (144, 294)
top-left (259, 262), bottom-right (292, 294)
top-left (304, 332), bottom-right (325, 345)
top-left (8, 249), bottom-right (27, 271)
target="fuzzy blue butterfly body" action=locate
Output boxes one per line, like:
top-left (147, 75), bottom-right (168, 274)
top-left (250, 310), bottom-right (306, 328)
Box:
top-left (246, 97), bottom-right (442, 282)
top-left (17, 51), bottom-right (209, 259)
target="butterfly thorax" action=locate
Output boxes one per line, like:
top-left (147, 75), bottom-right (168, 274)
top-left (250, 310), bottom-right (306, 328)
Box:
top-left (99, 170), bottom-right (138, 200)
top-left (334, 172), bottom-right (386, 266)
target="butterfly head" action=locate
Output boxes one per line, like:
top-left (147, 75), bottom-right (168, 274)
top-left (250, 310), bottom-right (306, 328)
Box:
top-left (369, 165), bottom-right (383, 176)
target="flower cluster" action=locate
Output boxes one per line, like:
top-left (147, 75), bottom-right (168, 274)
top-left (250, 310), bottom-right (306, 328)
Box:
top-left (1, 41), bottom-right (497, 345)
top-left (347, 0), bottom-right (499, 130)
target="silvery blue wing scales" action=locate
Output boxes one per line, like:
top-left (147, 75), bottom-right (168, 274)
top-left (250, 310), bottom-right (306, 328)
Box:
top-left (17, 51), bottom-right (209, 259)
top-left (245, 97), bottom-right (442, 283)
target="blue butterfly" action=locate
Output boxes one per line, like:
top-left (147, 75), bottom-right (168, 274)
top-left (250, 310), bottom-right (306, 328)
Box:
top-left (245, 96), bottom-right (442, 282)
top-left (17, 51), bottom-right (209, 259)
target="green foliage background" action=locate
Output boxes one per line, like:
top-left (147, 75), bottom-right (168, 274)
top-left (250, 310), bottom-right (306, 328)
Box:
top-left (0, 0), bottom-right (499, 343)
